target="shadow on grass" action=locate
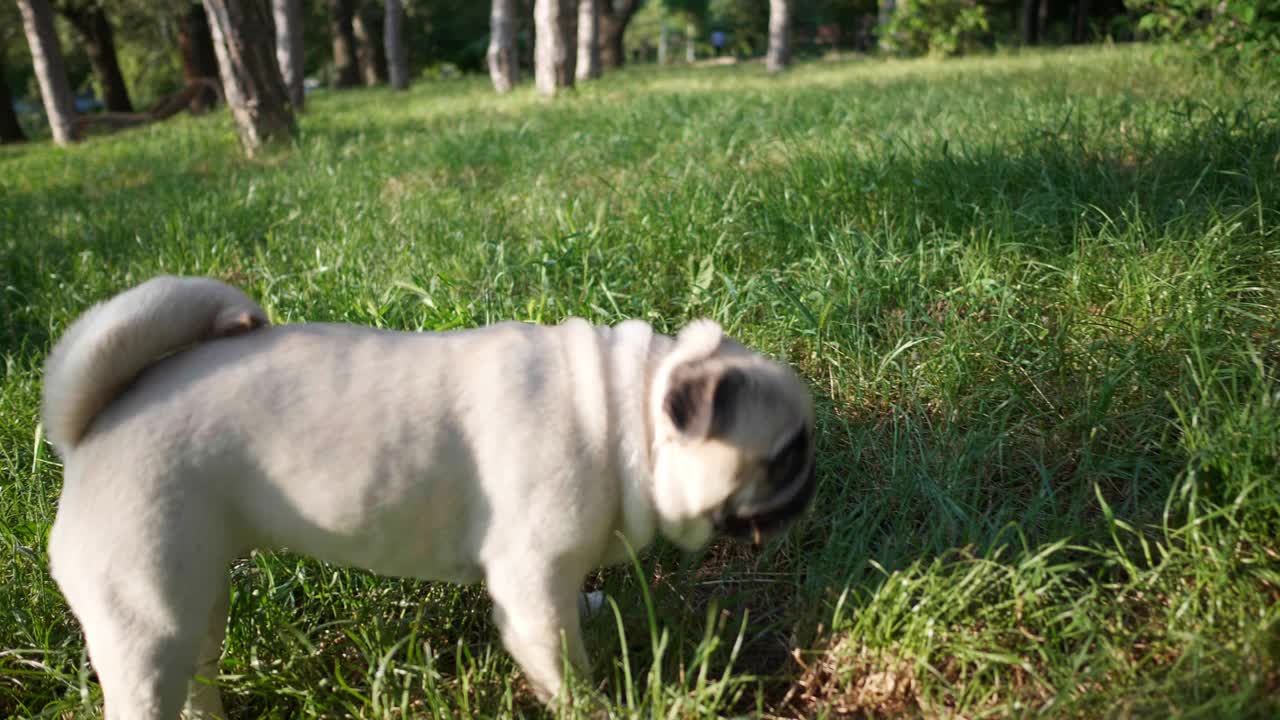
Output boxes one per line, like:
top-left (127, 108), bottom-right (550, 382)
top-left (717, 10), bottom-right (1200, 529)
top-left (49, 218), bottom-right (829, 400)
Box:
top-left (574, 109), bottom-right (1279, 713)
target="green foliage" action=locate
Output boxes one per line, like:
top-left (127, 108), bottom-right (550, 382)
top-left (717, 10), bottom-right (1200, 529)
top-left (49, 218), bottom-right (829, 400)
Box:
top-left (1128, 0), bottom-right (1280, 70)
top-left (113, 38), bottom-right (184, 107)
top-left (880, 0), bottom-right (990, 57)
top-left (401, 0), bottom-right (492, 74)
top-left (2, 46), bottom-right (1278, 717)
top-left (708, 0), bottom-right (770, 52)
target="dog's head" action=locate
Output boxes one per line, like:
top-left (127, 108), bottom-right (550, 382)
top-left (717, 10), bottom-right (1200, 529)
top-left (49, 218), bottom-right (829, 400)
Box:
top-left (649, 320), bottom-right (816, 550)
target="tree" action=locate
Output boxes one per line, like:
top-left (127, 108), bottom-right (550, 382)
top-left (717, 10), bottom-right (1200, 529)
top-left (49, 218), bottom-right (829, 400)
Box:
top-left (328, 0), bottom-right (360, 87)
top-left (599, 0), bottom-right (640, 67)
top-left (576, 0), bottom-right (601, 80)
top-left (384, 0), bottom-right (407, 90)
top-left (178, 1), bottom-right (222, 113)
top-left (0, 43), bottom-right (28, 143)
top-left (487, 0), bottom-right (520, 92)
top-left (766, 0), bottom-right (790, 72)
top-left (1022, 0), bottom-right (1042, 44)
top-left (1073, 0), bottom-right (1093, 43)
top-left (273, 0), bottom-right (305, 110)
top-left (658, 13), bottom-right (670, 64)
top-left (352, 2), bottom-right (386, 86)
top-left (17, 0), bottom-right (77, 145)
top-left (56, 1), bottom-right (133, 113)
top-left (202, 0), bottom-right (296, 157)
top-left (877, 0), bottom-right (896, 50)
top-left (534, 0), bottom-right (576, 97)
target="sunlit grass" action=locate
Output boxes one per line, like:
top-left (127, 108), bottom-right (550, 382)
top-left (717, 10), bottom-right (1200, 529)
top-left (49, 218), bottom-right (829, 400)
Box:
top-left (1, 44), bottom-right (1277, 718)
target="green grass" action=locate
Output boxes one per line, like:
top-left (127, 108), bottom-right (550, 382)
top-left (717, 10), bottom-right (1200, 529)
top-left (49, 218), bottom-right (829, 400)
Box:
top-left (2, 45), bottom-right (1278, 718)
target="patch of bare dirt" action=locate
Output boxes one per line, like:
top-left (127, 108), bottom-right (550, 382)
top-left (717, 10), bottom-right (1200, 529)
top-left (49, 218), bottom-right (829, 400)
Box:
top-left (775, 639), bottom-right (924, 719)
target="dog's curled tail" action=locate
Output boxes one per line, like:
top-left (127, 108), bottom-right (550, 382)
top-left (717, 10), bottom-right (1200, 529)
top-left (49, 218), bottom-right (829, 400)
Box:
top-left (41, 276), bottom-right (268, 456)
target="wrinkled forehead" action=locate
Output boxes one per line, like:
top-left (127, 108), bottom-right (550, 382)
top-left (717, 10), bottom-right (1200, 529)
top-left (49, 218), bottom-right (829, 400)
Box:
top-left (715, 359), bottom-right (813, 454)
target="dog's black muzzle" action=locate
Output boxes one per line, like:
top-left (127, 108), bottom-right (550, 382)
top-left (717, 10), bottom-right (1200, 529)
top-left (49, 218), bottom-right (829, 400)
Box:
top-left (711, 461), bottom-right (817, 543)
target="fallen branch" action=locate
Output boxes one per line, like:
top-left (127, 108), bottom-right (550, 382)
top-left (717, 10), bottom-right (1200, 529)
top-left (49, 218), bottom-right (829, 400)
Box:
top-left (72, 78), bottom-right (223, 138)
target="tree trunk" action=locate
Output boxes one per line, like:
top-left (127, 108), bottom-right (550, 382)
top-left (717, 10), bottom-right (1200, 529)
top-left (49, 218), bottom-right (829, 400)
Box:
top-left (202, 0), bottom-right (296, 157)
top-left (1072, 0), bottom-right (1093, 43)
top-left (329, 0), bottom-right (360, 87)
top-left (766, 0), bottom-right (791, 73)
top-left (1021, 0), bottom-right (1041, 45)
top-left (58, 2), bottom-right (134, 113)
top-left (598, 0), bottom-right (638, 68)
top-left (352, 3), bottom-right (386, 86)
top-left (273, 0), bottom-right (305, 110)
top-left (575, 0), bottom-right (600, 81)
top-left (685, 21), bottom-right (695, 63)
top-left (0, 50), bottom-right (27, 143)
top-left (178, 2), bottom-right (222, 113)
top-left (385, 0), bottom-right (408, 90)
top-left (534, 0), bottom-right (575, 97)
top-left (878, 0), bottom-right (896, 52)
top-left (17, 0), bottom-right (77, 145)
top-left (487, 0), bottom-right (520, 92)
top-left (658, 18), bottom-right (669, 65)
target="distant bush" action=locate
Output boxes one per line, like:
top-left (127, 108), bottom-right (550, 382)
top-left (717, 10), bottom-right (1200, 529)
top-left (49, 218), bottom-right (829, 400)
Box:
top-left (1127, 0), bottom-right (1280, 70)
top-left (879, 0), bottom-right (989, 57)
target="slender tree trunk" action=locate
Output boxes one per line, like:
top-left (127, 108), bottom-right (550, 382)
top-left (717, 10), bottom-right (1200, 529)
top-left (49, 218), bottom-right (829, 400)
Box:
top-left (272, 0), bottom-right (305, 110)
top-left (598, 0), bottom-right (639, 68)
top-left (534, 0), bottom-right (575, 97)
top-left (766, 0), bottom-right (791, 73)
top-left (385, 0), bottom-right (408, 90)
top-left (575, 0), bottom-right (600, 80)
top-left (487, 0), bottom-right (520, 92)
top-left (352, 3), bottom-right (386, 86)
top-left (1021, 0), bottom-right (1041, 44)
top-left (1072, 0), bottom-right (1093, 43)
top-left (561, 0), bottom-right (577, 81)
top-left (178, 2), bottom-right (222, 113)
top-left (685, 21), bottom-right (695, 62)
top-left (202, 0), bottom-right (296, 157)
top-left (658, 18), bottom-right (669, 65)
top-left (0, 50), bottom-right (28, 143)
top-left (329, 0), bottom-right (360, 87)
top-left (17, 0), bottom-right (76, 145)
top-left (878, 0), bottom-right (896, 51)
top-left (599, 9), bottom-right (620, 67)
top-left (59, 3), bottom-right (134, 113)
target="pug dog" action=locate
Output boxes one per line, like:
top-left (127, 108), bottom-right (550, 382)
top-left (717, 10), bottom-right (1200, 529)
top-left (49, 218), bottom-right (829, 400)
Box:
top-left (42, 276), bottom-right (816, 719)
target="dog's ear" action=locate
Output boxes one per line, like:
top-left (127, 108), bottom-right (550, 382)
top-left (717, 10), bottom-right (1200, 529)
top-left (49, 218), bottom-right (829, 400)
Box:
top-left (663, 364), bottom-right (746, 438)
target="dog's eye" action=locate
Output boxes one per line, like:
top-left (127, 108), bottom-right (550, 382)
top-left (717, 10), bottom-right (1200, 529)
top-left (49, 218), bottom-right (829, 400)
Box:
top-left (767, 427), bottom-right (809, 486)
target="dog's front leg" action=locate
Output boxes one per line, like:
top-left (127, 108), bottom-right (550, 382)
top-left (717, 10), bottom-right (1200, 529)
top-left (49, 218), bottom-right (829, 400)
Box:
top-left (485, 562), bottom-right (589, 704)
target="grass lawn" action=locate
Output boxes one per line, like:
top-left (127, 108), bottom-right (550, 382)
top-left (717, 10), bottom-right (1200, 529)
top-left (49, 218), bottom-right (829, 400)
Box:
top-left (1, 45), bottom-right (1277, 718)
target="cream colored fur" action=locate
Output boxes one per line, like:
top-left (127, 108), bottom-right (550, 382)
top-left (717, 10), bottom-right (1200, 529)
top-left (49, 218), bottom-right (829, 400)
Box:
top-left (43, 276), bottom-right (813, 719)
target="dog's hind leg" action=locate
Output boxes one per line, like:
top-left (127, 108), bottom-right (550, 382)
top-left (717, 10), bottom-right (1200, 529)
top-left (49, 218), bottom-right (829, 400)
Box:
top-left (49, 485), bottom-right (233, 720)
top-left (65, 578), bottom-right (220, 720)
